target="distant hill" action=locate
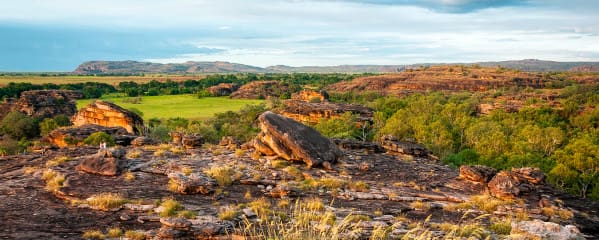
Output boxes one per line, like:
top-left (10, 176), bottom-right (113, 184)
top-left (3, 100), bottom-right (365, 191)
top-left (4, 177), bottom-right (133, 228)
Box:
top-left (73, 59), bottom-right (599, 74)
top-left (73, 61), bottom-right (266, 74)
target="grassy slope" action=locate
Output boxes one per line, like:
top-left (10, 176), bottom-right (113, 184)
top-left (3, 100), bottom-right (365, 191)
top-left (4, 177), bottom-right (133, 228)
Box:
top-left (77, 95), bottom-right (264, 120)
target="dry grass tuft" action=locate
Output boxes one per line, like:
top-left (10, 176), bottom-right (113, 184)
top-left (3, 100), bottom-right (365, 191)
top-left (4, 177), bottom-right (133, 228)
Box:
top-left (204, 165), bottom-right (236, 186)
top-left (42, 169), bottom-right (67, 191)
top-left (82, 230), bottom-right (105, 239)
top-left (46, 156), bottom-right (73, 167)
top-left (85, 193), bottom-right (128, 211)
top-left (124, 230), bottom-right (146, 240)
top-left (159, 199), bottom-right (184, 217)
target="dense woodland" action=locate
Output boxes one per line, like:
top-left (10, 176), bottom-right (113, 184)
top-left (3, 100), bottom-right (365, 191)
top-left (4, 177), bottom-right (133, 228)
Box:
top-left (0, 71), bottom-right (598, 201)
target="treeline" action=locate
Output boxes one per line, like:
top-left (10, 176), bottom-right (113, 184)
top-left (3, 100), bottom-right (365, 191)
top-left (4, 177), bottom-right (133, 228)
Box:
top-left (0, 73), bottom-right (368, 100)
top-left (0, 82), bottom-right (116, 99)
top-left (316, 84), bottom-right (599, 200)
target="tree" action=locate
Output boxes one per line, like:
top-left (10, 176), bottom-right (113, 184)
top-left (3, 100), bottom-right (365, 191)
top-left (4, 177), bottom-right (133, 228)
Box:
top-left (1, 111), bottom-right (39, 139)
top-left (550, 134), bottom-right (599, 199)
top-left (314, 112), bottom-right (360, 140)
top-left (39, 118), bottom-right (58, 136)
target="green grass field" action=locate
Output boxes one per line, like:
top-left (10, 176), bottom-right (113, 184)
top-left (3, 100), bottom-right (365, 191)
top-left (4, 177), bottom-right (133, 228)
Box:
top-left (76, 94), bottom-right (264, 120)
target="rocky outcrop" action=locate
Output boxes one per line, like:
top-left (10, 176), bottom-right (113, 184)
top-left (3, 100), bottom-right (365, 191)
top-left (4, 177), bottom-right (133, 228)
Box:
top-left (170, 132), bottom-right (204, 149)
top-left (167, 172), bottom-right (216, 195)
top-left (380, 135), bottom-right (431, 157)
top-left (291, 89), bottom-right (329, 102)
top-left (511, 220), bottom-right (582, 239)
top-left (252, 111), bottom-right (342, 168)
top-left (459, 165), bottom-right (497, 183)
top-left (0, 90), bottom-right (82, 120)
top-left (77, 147), bottom-right (126, 176)
top-left (332, 138), bottom-right (385, 153)
top-left (181, 134), bottom-right (204, 149)
top-left (230, 81), bottom-right (289, 99)
top-left (279, 100), bottom-right (373, 125)
top-left (206, 83), bottom-right (239, 96)
top-left (72, 100), bottom-right (143, 134)
top-left (131, 137), bottom-right (154, 147)
top-left (46, 124), bottom-right (129, 147)
top-left (488, 167), bottom-right (545, 199)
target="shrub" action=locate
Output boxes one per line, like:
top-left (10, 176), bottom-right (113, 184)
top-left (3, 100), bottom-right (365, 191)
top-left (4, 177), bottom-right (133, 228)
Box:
top-left (148, 125), bottom-right (171, 143)
top-left (0, 137), bottom-right (21, 155)
top-left (83, 132), bottom-right (115, 146)
top-left (204, 166), bottom-right (235, 186)
top-left (42, 169), bottom-right (66, 191)
top-left (160, 199), bottom-right (184, 217)
top-left (39, 118), bottom-right (58, 136)
top-left (218, 207), bottom-right (240, 220)
top-left (1, 111), bottom-right (39, 139)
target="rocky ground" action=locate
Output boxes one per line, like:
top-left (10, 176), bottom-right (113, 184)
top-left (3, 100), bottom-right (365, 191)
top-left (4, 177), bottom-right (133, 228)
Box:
top-left (1, 139), bottom-right (598, 239)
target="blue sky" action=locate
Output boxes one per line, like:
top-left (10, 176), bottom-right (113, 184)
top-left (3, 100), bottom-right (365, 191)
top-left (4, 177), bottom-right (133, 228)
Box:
top-left (0, 0), bottom-right (598, 71)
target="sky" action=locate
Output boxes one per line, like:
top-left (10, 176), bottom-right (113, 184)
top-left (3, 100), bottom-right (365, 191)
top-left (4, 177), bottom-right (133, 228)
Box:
top-left (0, 0), bottom-right (598, 71)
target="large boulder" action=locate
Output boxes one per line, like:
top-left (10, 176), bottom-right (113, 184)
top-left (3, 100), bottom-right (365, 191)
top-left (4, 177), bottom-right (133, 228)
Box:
top-left (167, 172), bottom-right (217, 195)
top-left (181, 134), bottom-right (204, 149)
top-left (206, 83), bottom-right (239, 96)
top-left (291, 89), bottom-right (329, 102)
top-left (46, 124), bottom-right (129, 148)
top-left (72, 100), bottom-right (144, 134)
top-left (252, 111), bottom-right (342, 168)
top-left (380, 135), bottom-right (431, 157)
top-left (510, 219), bottom-right (582, 240)
top-left (488, 167), bottom-right (545, 199)
top-left (230, 81), bottom-right (288, 99)
top-left (131, 136), bottom-right (155, 147)
top-left (77, 147), bottom-right (126, 176)
top-left (459, 165), bottom-right (497, 183)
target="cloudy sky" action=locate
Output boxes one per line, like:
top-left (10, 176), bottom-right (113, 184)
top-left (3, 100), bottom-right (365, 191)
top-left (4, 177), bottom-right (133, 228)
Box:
top-left (1, 0), bottom-right (598, 71)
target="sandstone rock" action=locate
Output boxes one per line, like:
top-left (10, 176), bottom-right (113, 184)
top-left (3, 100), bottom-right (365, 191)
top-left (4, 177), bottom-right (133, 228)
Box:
top-left (206, 83), bottom-right (239, 96)
top-left (76, 147), bottom-right (126, 176)
top-left (0, 90), bottom-right (82, 120)
top-left (131, 136), bottom-right (154, 147)
top-left (72, 100), bottom-right (144, 134)
top-left (252, 111), bottom-right (342, 168)
top-left (181, 134), bottom-right (204, 149)
top-left (291, 89), bottom-right (329, 102)
top-left (169, 132), bottom-right (184, 146)
top-left (46, 124), bottom-right (129, 148)
top-left (160, 217), bottom-right (192, 230)
top-left (279, 99), bottom-right (373, 125)
top-left (167, 172), bottom-right (217, 194)
top-left (156, 226), bottom-right (190, 239)
top-left (511, 219), bottom-right (582, 240)
top-left (488, 171), bottom-right (521, 199)
top-left (333, 138), bottom-right (385, 153)
top-left (230, 81), bottom-right (288, 99)
top-left (380, 135), bottom-right (431, 157)
top-left (219, 136), bottom-right (241, 148)
top-left (488, 168), bottom-right (545, 199)
top-left (266, 185), bottom-right (300, 198)
top-left (512, 167), bottom-right (545, 185)
top-left (459, 165), bottom-right (497, 183)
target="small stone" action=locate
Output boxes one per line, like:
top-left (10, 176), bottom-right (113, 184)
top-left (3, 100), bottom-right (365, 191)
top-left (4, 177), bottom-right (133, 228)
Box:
top-left (120, 214), bottom-right (131, 221)
top-left (242, 208), bottom-right (257, 218)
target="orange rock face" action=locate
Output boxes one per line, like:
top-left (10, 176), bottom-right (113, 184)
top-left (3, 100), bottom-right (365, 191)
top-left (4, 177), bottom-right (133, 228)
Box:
top-left (72, 100), bottom-right (144, 134)
top-left (291, 89), bottom-right (329, 102)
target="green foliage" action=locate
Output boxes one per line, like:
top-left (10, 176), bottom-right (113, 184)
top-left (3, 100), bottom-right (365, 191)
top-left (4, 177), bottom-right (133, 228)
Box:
top-left (53, 114), bottom-right (72, 127)
top-left (39, 118), bottom-right (58, 136)
top-left (202, 104), bottom-right (268, 142)
top-left (314, 112), bottom-right (360, 139)
top-left (549, 133), bottom-right (599, 199)
top-left (83, 132), bottom-right (115, 146)
top-left (1, 111), bottom-right (39, 139)
top-left (148, 125), bottom-right (171, 143)
top-left (0, 137), bottom-right (21, 155)
top-left (128, 107), bottom-right (144, 117)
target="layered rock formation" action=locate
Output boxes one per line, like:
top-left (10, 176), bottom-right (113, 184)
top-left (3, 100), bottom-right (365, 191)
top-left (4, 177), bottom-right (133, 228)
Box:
top-left (291, 89), bottom-right (329, 102)
top-left (488, 167), bottom-right (545, 199)
top-left (279, 100), bottom-right (373, 125)
top-left (72, 100), bottom-right (144, 134)
top-left (77, 147), bottom-right (126, 176)
top-left (229, 81), bottom-right (288, 99)
top-left (0, 90), bottom-right (82, 120)
top-left (459, 165), bottom-right (498, 183)
top-left (380, 135), bottom-right (431, 157)
top-left (206, 83), bottom-right (239, 96)
top-left (252, 111), bottom-right (342, 168)
top-left (46, 124), bottom-right (129, 148)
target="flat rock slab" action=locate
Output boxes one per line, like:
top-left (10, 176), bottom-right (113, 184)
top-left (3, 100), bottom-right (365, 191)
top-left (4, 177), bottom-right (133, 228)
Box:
top-left (253, 111), bottom-right (342, 168)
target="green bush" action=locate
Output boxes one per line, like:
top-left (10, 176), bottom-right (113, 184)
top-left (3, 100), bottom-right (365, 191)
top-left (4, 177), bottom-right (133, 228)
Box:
top-left (83, 132), bottom-right (115, 146)
top-left (148, 125), bottom-right (171, 143)
top-left (39, 118), bottom-right (58, 136)
top-left (1, 111), bottom-right (39, 139)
